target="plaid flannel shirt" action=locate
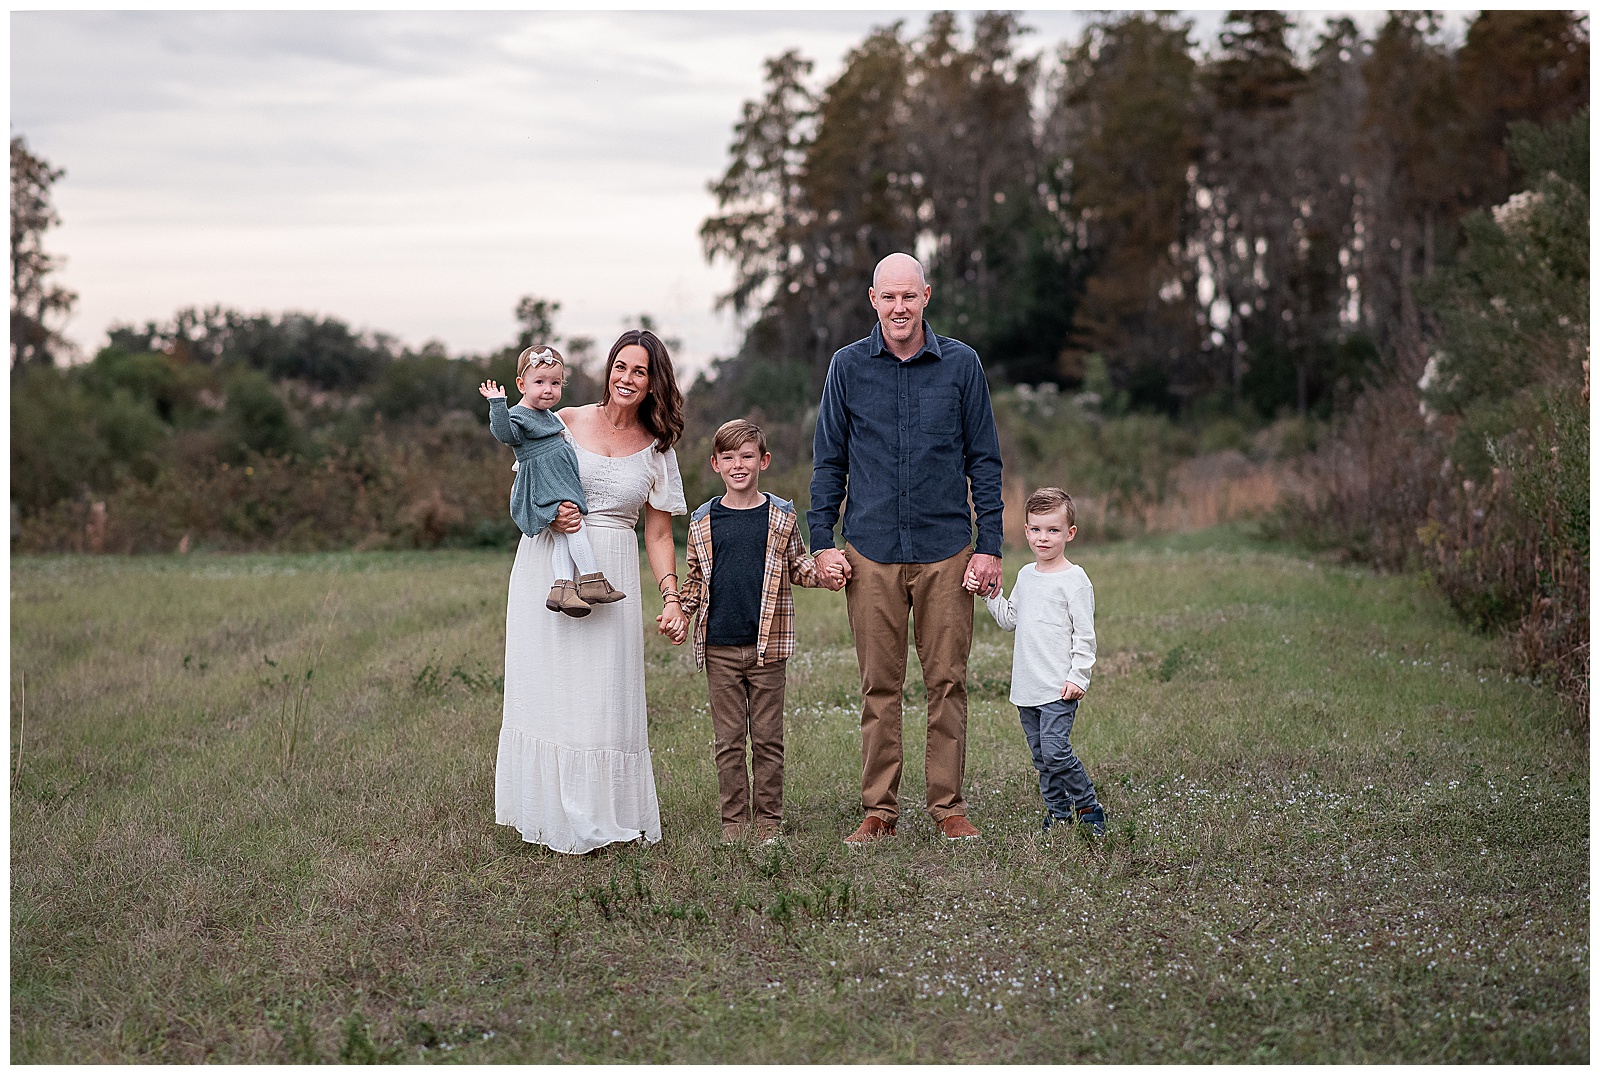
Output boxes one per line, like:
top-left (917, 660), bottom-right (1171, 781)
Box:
top-left (680, 493), bottom-right (822, 670)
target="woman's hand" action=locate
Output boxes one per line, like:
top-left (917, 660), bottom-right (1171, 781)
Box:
top-left (479, 380), bottom-right (505, 400)
top-left (657, 606), bottom-right (689, 645)
top-left (551, 501), bottom-right (582, 534)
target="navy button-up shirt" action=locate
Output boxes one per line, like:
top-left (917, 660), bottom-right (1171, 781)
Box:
top-left (808, 322), bottom-right (1004, 564)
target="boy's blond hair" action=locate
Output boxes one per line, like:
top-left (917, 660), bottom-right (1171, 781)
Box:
top-left (712, 418), bottom-right (767, 457)
top-left (1025, 486), bottom-right (1076, 529)
top-left (516, 344), bottom-right (566, 382)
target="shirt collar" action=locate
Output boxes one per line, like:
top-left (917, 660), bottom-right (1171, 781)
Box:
top-left (869, 321), bottom-right (942, 363)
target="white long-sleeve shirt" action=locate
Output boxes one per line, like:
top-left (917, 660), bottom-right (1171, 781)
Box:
top-left (984, 562), bottom-right (1096, 706)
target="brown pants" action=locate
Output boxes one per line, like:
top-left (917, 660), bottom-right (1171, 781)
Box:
top-left (704, 644), bottom-right (787, 832)
top-left (843, 543), bottom-right (973, 823)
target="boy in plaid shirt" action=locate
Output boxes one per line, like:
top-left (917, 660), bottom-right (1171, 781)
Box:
top-left (679, 419), bottom-right (845, 843)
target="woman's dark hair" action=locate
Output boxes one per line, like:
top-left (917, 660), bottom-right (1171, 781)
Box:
top-left (602, 329), bottom-right (684, 452)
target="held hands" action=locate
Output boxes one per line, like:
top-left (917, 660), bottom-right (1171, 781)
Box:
top-left (655, 570), bottom-right (687, 645)
top-left (814, 548), bottom-right (851, 591)
top-left (656, 606), bottom-right (688, 645)
top-left (479, 380), bottom-right (506, 400)
top-left (1061, 680), bottom-right (1086, 702)
top-left (962, 553), bottom-right (1003, 598)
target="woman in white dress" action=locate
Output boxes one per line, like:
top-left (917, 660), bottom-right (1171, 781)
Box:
top-left (495, 329), bottom-right (691, 853)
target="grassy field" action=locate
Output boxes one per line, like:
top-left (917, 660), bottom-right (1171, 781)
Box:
top-left (10, 529), bottom-right (1588, 1062)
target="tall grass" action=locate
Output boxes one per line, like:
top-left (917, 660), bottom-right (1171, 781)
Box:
top-left (10, 536), bottom-right (1585, 1062)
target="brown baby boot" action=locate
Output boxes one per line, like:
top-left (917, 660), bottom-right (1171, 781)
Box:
top-left (546, 579), bottom-right (591, 617)
top-left (575, 572), bottom-right (626, 605)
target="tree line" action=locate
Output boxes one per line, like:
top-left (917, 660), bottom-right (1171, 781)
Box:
top-left (699, 10), bottom-right (1587, 420)
top-left (9, 286), bottom-right (605, 515)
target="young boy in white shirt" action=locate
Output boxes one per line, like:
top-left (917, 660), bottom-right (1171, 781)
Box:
top-left (984, 487), bottom-right (1105, 834)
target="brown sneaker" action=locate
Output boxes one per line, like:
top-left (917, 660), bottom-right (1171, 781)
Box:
top-left (937, 815), bottom-right (981, 841)
top-left (720, 823), bottom-right (747, 844)
top-left (546, 579), bottom-right (591, 618)
top-left (575, 572), bottom-right (626, 605)
top-left (755, 823), bottom-right (781, 845)
top-left (843, 816), bottom-right (896, 845)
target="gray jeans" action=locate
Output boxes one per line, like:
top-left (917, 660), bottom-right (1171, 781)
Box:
top-left (1017, 698), bottom-right (1097, 819)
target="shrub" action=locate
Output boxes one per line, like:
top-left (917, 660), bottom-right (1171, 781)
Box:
top-left (11, 365), bottom-right (107, 513)
top-left (1420, 389), bottom-right (1588, 712)
top-left (79, 347), bottom-right (217, 426)
top-left (10, 365), bottom-right (170, 514)
top-left (1271, 358), bottom-right (1446, 570)
top-left (218, 368), bottom-right (299, 463)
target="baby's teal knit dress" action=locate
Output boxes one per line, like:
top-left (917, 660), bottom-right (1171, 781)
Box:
top-left (487, 399), bottom-right (588, 536)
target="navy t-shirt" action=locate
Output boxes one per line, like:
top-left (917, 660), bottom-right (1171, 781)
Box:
top-left (705, 498), bottom-right (769, 647)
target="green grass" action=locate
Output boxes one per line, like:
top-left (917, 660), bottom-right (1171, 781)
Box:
top-left (10, 535), bottom-right (1588, 1062)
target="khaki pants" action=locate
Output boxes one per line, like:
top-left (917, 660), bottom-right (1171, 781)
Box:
top-left (704, 644), bottom-right (787, 832)
top-left (843, 543), bottom-right (973, 823)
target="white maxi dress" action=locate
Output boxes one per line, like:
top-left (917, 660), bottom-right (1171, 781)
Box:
top-left (495, 433), bottom-right (686, 853)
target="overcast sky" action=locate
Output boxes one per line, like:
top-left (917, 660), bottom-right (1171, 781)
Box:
top-left (14, 9), bottom-right (1428, 376)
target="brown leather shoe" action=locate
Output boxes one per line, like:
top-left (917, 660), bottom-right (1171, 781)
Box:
top-left (546, 579), bottom-right (591, 618)
top-left (575, 572), bottom-right (626, 605)
top-left (843, 816), bottom-right (896, 845)
top-left (755, 823), bottom-right (781, 845)
top-left (937, 815), bottom-right (981, 841)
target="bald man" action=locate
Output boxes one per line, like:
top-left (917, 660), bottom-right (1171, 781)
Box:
top-left (809, 252), bottom-right (1005, 843)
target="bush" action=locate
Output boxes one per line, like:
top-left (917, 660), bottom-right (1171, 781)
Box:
top-left (10, 365), bottom-right (170, 514)
top-left (12, 366), bottom-right (105, 513)
top-left (218, 368), bottom-right (299, 463)
top-left (79, 347), bottom-right (216, 426)
top-left (373, 347), bottom-right (483, 422)
top-left (1270, 359), bottom-right (1446, 570)
top-left (1420, 389), bottom-right (1588, 711)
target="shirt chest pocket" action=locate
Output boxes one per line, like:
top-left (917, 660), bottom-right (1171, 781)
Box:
top-left (1027, 588), bottom-right (1070, 629)
top-left (918, 388), bottom-right (961, 435)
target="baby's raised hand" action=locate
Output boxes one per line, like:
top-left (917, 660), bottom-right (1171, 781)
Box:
top-left (479, 380), bottom-right (505, 399)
